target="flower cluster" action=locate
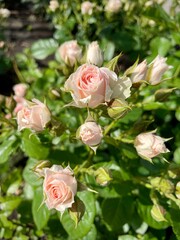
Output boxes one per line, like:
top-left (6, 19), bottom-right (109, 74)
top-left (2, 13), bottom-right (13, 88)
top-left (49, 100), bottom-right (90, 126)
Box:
top-left (15, 40), bottom-right (171, 216)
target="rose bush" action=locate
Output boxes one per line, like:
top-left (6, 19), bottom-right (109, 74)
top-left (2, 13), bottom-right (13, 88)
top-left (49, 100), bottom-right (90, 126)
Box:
top-left (0, 0), bottom-right (179, 239)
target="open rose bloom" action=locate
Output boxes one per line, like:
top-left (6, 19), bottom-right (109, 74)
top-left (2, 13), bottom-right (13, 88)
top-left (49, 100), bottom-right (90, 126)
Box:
top-left (134, 132), bottom-right (169, 161)
top-left (43, 165), bottom-right (77, 214)
top-left (17, 98), bottom-right (51, 132)
top-left (64, 64), bottom-right (132, 108)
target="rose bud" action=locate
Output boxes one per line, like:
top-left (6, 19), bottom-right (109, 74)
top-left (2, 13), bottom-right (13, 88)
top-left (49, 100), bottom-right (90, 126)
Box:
top-left (130, 60), bottom-right (148, 86)
top-left (78, 121), bottom-right (103, 148)
top-left (146, 55), bottom-right (170, 85)
top-left (13, 83), bottom-right (28, 98)
top-left (105, 0), bottom-right (122, 13)
top-left (81, 1), bottom-right (94, 15)
top-left (49, 0), bottom-right (59, 11)
top-left (95, 167), bottom-right (112, 186)
top-left (43, 165), bottom-right (77, 214)
top-left (86, 41), bottom-right (103, 67)
top-left (151, 204), bottom-right (166, 222)
top-left (58, 40), bottom-right (82, 67)
top-left (33, 160), bottom-right (52, 177)
top-left (134, 132), bottom-right (169, 162)
top-left (107, 98), bottom-right (130, 119)
top-left (17, 98), bottom-right (51, 132)
top-left (64, 64), bottom-right (132, 108)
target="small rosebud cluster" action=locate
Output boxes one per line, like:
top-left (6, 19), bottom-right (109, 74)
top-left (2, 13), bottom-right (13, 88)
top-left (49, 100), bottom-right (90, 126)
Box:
top-left (130, 55), bottom-right (170, 86)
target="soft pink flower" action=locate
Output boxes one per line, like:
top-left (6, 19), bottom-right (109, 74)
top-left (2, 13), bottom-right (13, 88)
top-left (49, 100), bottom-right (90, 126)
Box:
top-left (131, 60), bottom-right (148, 84)
top-left (105, 0), bottom-right (122, 13)
top-left (81, 1), bottom-right (94, 15)
top-left (87, 41), bottom-right (103, 67)
top-left (147, 55), bottom-right (170, 85)
top-left (134, 132), bottom-right (169, 161)
top-left (17, 98), bottom-right (51, 132)
top-left (43, 165), bottom-right (77, 213)
top-left (13, 83), bottom-right (28, 98)
top-left (79, 121), bottom-right (103, 147)
top-left (64, 63), bottom-right (131, 108)
top-left (58, 40), bottom-right (82, 67)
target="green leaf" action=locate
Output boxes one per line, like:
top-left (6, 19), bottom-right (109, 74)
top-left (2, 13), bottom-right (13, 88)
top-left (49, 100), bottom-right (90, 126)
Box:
top-left (31, 39), bottom-right (58, 60)
top-left (103, 42), bottom-right (115, 61)
top-left (23, 158), bottom-right (43, 187)
top-left (0, 196), bottom-right (21, 212)
top-left (118, 235), bottom-right (138, 240)
top-left (102, 197), bottom-right (134, 232)
top-left (60, 191), bottom-right (96, 239)
top-left (21, 129), bottom-right (49, 160)
top-left (174, 148), bottom-right (180, 164)
top-left (105, 53), bottom-right (122, 71)
top-left (137, 202), bottom-right (169, 230)
top-left (150, 37), bottom-right (171, 57)
top-left (0, 136), bottom-right (19, 164)
top-left (81, 225), bottom-right (97, 240)
top-left (169, 208), bottom-right (180, 240)
top-left (32, 187), bottom-right (50, 230)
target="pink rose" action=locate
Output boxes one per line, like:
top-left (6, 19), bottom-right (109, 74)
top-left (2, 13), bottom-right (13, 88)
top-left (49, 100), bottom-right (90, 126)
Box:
top-left (13, 83), bottom-right (28, 98)
top-left (43, 165), bottom-right (77, 213)
top-left (58, 40), bottom-right (82, 67)
top-left (17, 98), bottom-right (51, 132)
top-left (134, 132), bottom-right (169, 161)
top-left (81, 1), bottom-right (94, 15)
top-left (79, 121), bottom-right (103, 147)
top-left (64, 63), bottom-right (131, 108)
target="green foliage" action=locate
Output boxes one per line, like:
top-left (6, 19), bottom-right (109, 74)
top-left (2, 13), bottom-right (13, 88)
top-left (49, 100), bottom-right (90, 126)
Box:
top-left (31, 39), bottom-right (59, 60)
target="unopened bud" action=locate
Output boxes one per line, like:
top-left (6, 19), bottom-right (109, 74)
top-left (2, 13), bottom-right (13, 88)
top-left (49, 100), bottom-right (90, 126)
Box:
top-left (33, 160), bottom-right (52, 177)
top-left (95, 167), bottom-right (112, 186)
top-left (151, 204), bottom-right (166, 222)
top-left (155, 88), bottom-right (176, 102)
top-left (150, 177), bottom-right (174, 195)
top-left (107, 99), bottom-right (130, 119)
top-left (87, 41), bottom-right (103, 67)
